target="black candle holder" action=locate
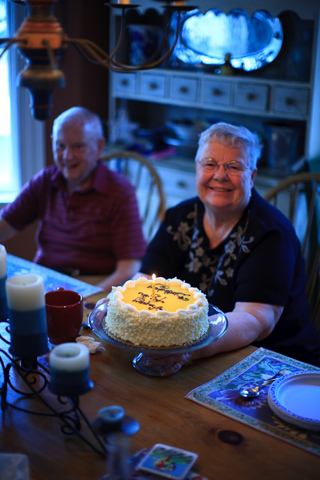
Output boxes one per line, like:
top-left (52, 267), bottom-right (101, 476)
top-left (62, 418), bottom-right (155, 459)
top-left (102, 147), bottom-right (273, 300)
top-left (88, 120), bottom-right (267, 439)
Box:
top-left (0, 320), bottom-right (138, 458)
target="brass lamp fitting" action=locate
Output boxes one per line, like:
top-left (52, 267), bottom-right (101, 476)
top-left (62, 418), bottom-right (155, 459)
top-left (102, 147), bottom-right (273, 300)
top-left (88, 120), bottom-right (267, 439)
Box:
top-left (14, 0), bottom-right (67, 120)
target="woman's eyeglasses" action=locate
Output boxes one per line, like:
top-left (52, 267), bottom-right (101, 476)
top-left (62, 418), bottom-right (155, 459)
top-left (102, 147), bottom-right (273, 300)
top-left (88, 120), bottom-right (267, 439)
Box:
top-left (197, 158), bottom-right (249, 176)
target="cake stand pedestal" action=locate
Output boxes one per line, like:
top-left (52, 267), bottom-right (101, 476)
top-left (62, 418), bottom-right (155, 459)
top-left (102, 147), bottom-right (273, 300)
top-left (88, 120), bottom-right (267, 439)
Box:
top-left (89, 303), bottom-right (228, 376)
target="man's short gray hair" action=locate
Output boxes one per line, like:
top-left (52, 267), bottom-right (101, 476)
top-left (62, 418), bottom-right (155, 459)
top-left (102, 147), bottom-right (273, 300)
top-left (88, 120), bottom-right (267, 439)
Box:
top-left (52, 106), bottom-right (104, 139)
top-left (196, 122), bottom-right (263, 170)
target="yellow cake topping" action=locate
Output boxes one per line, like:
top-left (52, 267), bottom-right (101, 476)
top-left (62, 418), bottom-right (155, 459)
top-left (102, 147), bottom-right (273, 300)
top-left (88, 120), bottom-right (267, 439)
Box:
top-left (121, 283), bottom-right (194, 312)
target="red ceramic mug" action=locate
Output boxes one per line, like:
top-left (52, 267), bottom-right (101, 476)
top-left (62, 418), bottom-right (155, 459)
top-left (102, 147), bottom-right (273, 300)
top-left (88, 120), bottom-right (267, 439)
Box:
top-left (45, 288), bottom-right (83, 345)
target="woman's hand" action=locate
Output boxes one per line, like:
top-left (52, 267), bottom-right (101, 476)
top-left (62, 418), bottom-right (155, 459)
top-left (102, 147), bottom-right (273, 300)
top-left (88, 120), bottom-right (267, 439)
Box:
top-left (146, 352), bottom-right (192, 376)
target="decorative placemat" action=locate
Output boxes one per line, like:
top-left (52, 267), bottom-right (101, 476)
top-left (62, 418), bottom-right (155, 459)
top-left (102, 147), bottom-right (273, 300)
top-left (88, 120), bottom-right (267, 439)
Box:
top-left (7, 254), bottom-right (103, 298)
top-left (186, 347), bottom-right (320, 456)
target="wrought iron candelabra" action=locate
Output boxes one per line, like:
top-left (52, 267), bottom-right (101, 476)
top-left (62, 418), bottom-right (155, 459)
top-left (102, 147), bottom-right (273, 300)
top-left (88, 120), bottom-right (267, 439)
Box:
top-left (0, 319), bottom-right (139, 459)
top-left (0, 0), bottom-right (196, 120)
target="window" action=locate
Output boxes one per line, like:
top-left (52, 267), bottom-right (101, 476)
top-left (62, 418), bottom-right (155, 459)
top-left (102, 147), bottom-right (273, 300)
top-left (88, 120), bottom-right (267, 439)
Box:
top-left (0, 0), bottom-right (45, 204)
top-left (0, 0), bottom-right (16, 201)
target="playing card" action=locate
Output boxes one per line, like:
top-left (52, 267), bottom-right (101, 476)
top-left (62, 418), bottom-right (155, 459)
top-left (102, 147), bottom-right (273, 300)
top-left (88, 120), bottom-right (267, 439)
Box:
top-left (137, 443), bottom-right (198, 479)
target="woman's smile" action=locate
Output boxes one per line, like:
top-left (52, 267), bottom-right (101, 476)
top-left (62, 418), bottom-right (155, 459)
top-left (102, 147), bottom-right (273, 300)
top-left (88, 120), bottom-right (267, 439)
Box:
top-left (208, 184), bottom-right (233, 193)
top-left (195, 141), bottom-right (255, 214)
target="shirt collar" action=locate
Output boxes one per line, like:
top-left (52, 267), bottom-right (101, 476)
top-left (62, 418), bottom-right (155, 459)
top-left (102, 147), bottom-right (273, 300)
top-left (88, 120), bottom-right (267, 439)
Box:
top-left (51, 160), bottom-right (109, 194)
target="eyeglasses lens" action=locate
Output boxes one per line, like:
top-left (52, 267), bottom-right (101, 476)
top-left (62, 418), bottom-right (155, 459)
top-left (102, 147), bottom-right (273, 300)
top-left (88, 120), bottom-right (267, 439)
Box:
top-left (199, 159), bottom-right (246, 176)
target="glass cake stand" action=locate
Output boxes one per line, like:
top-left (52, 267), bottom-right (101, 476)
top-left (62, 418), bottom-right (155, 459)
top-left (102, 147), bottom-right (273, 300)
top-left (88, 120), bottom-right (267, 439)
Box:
top-left (88, 303), bottom-right (228, 376)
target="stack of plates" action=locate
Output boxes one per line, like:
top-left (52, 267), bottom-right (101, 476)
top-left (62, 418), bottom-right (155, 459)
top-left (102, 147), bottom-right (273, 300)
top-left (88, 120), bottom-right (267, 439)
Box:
top-left (268, 371), bottom-right (320, 431)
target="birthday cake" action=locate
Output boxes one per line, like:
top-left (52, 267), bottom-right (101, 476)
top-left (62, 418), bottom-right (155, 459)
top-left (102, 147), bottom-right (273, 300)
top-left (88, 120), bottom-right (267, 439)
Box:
top-left (104, 277), bottom-right (209, 347)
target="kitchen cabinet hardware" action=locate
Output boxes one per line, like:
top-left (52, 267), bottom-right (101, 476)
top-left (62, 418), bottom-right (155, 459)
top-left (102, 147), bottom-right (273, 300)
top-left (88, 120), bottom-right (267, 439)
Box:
top-left (285, 97), bottom-right (295, 106)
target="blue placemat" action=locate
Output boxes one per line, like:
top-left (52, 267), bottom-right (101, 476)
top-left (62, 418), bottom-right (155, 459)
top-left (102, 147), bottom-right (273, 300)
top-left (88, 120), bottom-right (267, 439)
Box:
top-left (186, 347), bottom-right (320, 456)
top-left (7, 254), bottom-right (103, 299)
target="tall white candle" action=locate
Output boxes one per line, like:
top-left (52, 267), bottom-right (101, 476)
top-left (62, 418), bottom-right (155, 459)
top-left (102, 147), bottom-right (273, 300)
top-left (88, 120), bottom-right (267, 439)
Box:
top-left (5, 274), bottom-right (48, 357)
top-left (6, 274), bottom-right (45, 311)
top-left (0, 244), bottom-right (6, 278)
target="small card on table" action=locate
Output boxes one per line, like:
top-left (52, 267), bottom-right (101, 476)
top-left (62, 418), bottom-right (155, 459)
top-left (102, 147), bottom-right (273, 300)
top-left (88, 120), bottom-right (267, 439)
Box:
top-left (137, 443), bottom-right (198, 479)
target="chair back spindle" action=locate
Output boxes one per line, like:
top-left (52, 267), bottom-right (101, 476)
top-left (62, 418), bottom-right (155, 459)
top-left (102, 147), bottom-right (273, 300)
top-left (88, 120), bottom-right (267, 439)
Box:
top-left (102, 150), bottom-right (166, 242)
top-left (264, 172), bottom-right (320, 329)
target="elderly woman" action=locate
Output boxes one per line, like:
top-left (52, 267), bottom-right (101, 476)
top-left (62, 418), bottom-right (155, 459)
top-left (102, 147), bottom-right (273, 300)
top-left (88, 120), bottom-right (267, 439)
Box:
top-left (140, 122), bottom-right (320, 375)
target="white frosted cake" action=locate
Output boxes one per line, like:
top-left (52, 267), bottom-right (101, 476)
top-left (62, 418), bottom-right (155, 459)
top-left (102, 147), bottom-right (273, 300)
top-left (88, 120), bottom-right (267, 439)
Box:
top-left (104, 277), bottom-right (209, 347)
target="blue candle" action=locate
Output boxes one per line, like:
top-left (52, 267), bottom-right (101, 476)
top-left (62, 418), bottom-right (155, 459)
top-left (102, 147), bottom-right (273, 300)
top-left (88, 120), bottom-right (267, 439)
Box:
top-left (99, 405), bottom-right (125, 434)
top-left (0, 245), bottom-right (8, 322)
top-left (49, 343), bottom-right (92, 397)
top-left (5, 274), bottom-right (49, 358)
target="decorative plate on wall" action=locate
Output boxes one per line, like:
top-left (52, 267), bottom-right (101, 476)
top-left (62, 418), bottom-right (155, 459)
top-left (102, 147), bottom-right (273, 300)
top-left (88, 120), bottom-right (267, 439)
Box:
top-left (170, 9), bottom-right (283, 71)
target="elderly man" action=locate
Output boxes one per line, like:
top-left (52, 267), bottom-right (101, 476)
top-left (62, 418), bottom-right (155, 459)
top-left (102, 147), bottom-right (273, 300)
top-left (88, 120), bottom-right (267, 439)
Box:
top-left (0, 107), bottom-right (146, 292)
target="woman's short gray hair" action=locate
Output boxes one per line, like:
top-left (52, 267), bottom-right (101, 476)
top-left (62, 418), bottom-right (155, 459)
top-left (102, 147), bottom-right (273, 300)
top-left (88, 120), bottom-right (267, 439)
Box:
top-left (196, 122), bottom-right (263, 170)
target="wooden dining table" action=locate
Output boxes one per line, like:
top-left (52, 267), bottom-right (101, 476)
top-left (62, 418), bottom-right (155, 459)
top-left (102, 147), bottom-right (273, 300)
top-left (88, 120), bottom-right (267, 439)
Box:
top-left (1, 276), bottom-right (320, 480)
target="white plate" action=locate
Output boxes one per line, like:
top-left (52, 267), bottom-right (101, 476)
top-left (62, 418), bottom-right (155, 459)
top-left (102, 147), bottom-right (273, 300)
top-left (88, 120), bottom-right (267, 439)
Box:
top-left (268, 371), bottom-right (320, 431)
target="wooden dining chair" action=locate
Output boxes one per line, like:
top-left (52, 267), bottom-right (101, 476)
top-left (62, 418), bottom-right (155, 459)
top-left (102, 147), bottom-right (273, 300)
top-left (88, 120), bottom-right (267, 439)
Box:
top-left (264, 172), bottom-right (320, 329)
top-left (102, 150), bottom-right (166, 241)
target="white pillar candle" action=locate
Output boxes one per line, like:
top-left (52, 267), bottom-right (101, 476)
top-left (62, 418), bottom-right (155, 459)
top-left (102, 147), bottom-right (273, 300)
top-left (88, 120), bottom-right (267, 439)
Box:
top-left (50, 343), bottom-right (89, 371)
top-left (6, 274), bottom-right (45, 311)
top-left (49, 343), bottom-right (91, 396)
top-left (0, 244), bottom-right (6, 278)
top-left (5, 274), bottom-right (48, 357)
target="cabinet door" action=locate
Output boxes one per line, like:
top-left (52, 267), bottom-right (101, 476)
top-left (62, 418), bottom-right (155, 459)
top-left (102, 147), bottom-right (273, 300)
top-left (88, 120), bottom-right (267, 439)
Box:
top-left (113, 73), bottom-right (136, 95)
top-left (202, 79), bottom-right (233, 106)
top-left (272, 87), bottom-right (309, 116)
top-left (235, 83), bottom-right (269, 111)
top-left (141, 73), bottom-right (166, 98)
top-left (156, 165), bottom-right (197, 208)
top-left (170, 76), bottom-right (199, 102)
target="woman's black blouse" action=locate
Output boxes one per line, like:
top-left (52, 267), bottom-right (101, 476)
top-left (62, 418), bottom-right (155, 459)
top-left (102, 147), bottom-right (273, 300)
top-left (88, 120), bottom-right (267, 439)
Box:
top-left (141, 189), bottom-right (320, 366)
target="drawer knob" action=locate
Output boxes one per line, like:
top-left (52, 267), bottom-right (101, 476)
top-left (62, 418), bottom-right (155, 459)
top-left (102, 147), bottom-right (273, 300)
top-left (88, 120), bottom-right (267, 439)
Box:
top-left (149, 82), bottom-right (158, 90)
top-left (179, 86), bottom-right (189, 94)
top-left (212, 89), bottom-right (222, 96)
top-left (285, 97), bottom-right (295, 106)
top-left (246, 93), bottom-right (256, 101)
top-left (177, 181), bottom-right (187, 188)
top-left (120, 79), bottom-right (128, 86)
